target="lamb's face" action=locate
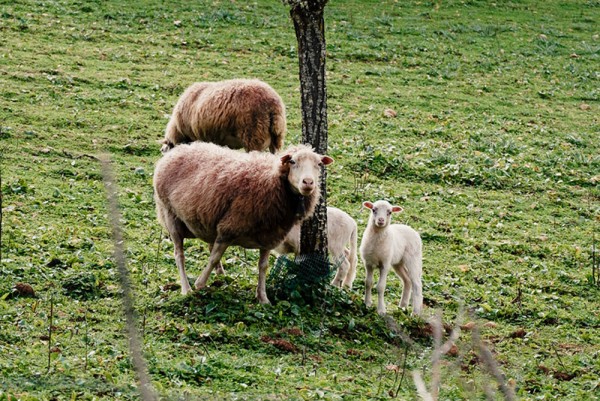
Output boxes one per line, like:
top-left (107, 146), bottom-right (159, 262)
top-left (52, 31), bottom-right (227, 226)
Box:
top-left (364, 200), bottom-right (403, 228)
top-left (282, 149), bottom-right (334, 196)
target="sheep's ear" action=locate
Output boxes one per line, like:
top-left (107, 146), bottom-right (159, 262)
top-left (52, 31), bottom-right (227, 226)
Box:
top-left (363, 201), bottom-right (374, 210)
top-left (321, 155), bottom-right (334, 166)
top-left (280, 154), bottom-right (292, 164)
top-left (392, 206), bottom-right (404, 213)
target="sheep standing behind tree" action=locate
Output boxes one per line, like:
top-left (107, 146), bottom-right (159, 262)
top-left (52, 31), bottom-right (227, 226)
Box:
top-left (360, 200), bottom-right (423, 316)
top-left (274, 206), bottom-right (358, 288)
top-left (161, 79), bottom-right (286, 153)
top-left (153, 142), bottom-right (333, 304)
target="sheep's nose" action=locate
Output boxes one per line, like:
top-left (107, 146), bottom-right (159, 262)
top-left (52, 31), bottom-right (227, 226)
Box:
top-left (302, 178), bottom-right (314, 187)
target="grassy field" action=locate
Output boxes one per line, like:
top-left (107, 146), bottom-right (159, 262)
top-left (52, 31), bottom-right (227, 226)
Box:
top-left (1, 0), bottom-right (599, 399)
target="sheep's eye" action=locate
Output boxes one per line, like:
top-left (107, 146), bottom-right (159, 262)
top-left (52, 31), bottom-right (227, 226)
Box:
top-left (387, 211), bottom-right (392, 216)
top-left (372, 208), bottom-right (377, 213)
top-left (318, 162), bottom-right (323, 167)
top-left (289, 159), bottom-right (296, 165)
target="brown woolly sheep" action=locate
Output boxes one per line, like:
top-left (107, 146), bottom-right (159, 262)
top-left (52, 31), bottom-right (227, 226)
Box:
top-left (161, 79), bottom-right (286, 153)
top-left (273, 206), bottom-right (358, 289)
top-left (153, 142), bottom-right (333, 304)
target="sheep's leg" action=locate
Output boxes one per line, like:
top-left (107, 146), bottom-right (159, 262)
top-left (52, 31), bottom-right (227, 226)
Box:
top-left (364, 263), bottom-right (375, 308)
top-left (405, 257), bottom-right (423, 316)
top-left (342, 248), bottom-right (356, 289)
top-left (194, 242), bottom-right (228, 289)
top-left (396, 264), bottom-right (412, 310)
top-left (209, 243), bottom-right (226, 275)
top-left (256, 249), bottom-right (271, 304)
top-left (411, 278), bottom-right (423, 316)
top-left (171, 232), bottom-right (192, 295)
top-left (376, 265), bottom-right (391, 316)
top-left (330, 253), bottom-right (348, 288)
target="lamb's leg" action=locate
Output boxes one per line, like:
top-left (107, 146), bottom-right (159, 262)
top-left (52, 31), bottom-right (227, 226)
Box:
top-left (396, 264), bottom-right (412, 310)
top-left (411, 279), bottom-right (423, 316)
top-left (405, 257), bottom-right (423, 316)
top-left (171, 232), bottom-right (192, 295)
top-left (342, 248), bottom-right (356, 289)
top-left (195, 242), bottom-right (228, 289)
top-left (364, 263), bottom-right (375, 308)
top-left (256, 249), bottom-right (271, 304)
top-left (330, 253), bottom-right (348, 288)
top-left (376, 265), bottom-right (391, 316)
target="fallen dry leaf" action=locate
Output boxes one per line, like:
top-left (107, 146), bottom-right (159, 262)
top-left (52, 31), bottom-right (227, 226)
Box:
top-left (383, 108), bottom-right (397, 118)
top-left (461, 321), bottom-right (477, 331)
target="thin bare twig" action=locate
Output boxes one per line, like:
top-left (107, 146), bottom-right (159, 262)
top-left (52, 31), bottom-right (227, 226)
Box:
top-left (47, 295), bottom-right (53, 373)
top-left (84, 308), bottom-right (89, 372)
top-left (430, 311), bottom-right (443, 399)
top-left (100, 155), bottom-right (158, 401)
top-left (391, 342), bottom-right (410, 398)
top-left (0, 148), bottom-right (3, 263)
top-left (412, 309), bottom-right (464, 401)
top-left (412, 371), bottom-right (434, 401)
top-left (472, 325), bottom-right (516, 401)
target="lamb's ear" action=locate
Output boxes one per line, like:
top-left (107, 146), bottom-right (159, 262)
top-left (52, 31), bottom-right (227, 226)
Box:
top-left (280, 154), bottom-right (292, 164)
top-left (363, 201), bottom-right (374, 210)
top-left (321, 155), bottom-right (334, 166)
top-left (392, 206), bottom-right (404, 213)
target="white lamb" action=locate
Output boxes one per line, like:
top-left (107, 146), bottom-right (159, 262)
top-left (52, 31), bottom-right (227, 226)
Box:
top-left (273, 206), bottom-right (358, 288)
top-left (360, 200), bottom-right (423, 316)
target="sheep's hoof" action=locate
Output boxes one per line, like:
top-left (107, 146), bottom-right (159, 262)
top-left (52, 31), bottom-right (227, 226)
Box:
top-left (194, 282), bottom-right (208, 290)
top-left (330, 279), bottom-right (342, 288)
top-left (377, 308), bottom-right (387, 316)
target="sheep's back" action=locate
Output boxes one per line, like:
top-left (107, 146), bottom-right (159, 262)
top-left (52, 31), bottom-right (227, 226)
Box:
top-left (388, 224), bottom-right (422, 259)
top-left (193, 79), bottom-right (283, 132)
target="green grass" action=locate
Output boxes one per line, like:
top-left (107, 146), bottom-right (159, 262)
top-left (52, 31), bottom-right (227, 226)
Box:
top-left (1, 0), bottom-right (599, 400)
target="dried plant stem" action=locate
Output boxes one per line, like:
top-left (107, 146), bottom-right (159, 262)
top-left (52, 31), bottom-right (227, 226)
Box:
top-left (411, 310), bottom-right (463, 401)
top-left (472, 326), bottom-right (516, 401)
top-left (430, 312), bottom-right (443, 399)
top-left (412, 371), bottom-right (434, 401)
top-left (101, 155), bottom-right (158, 401)
top-left (593, 241), bottom-right (596, 284)
top-left (47, 295), bottom-right (53, 373)
top-left (84, 309), bottom-right (89, 372)
top-left (0, 148), bottom-right (4, 263)
top-left (391, 343), bottom-right (410, 398)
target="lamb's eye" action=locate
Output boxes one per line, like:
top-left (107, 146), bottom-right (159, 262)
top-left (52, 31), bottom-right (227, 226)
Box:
top-left (387, 211), bottom-right (392, 215)
top-left (289, 160), bottom-right (296, 165)
top-left (372, 208), bottom-right (377, 213)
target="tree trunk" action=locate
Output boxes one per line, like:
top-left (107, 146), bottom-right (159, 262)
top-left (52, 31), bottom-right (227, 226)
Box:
top-left (289, 0), bottom-right (329, 258)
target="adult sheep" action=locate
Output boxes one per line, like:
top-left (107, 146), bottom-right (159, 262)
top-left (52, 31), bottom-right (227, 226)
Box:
top-left (360, 200), bottom-right (423, 316)
top-left (153, 142), bottom-right (333, 304)
top-left (161, 79), bottom-right (286, 153)
top-left (273, 206), bottom-right (358, 289)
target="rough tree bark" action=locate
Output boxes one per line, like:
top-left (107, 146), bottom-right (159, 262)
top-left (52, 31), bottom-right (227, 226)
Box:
top-left (287, 0), bottom-right (329, 258)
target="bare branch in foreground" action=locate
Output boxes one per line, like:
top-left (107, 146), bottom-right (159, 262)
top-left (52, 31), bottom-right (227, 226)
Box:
top-left (101, 155), bottom-right (158, 401)
top-left (472, 324), bottom-right (517, 401)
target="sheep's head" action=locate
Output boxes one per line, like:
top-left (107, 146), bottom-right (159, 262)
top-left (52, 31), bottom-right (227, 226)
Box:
top-left (281, 145), bottom-right (333, 196)
top-left (363, 200), bottom-right (403, 228)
